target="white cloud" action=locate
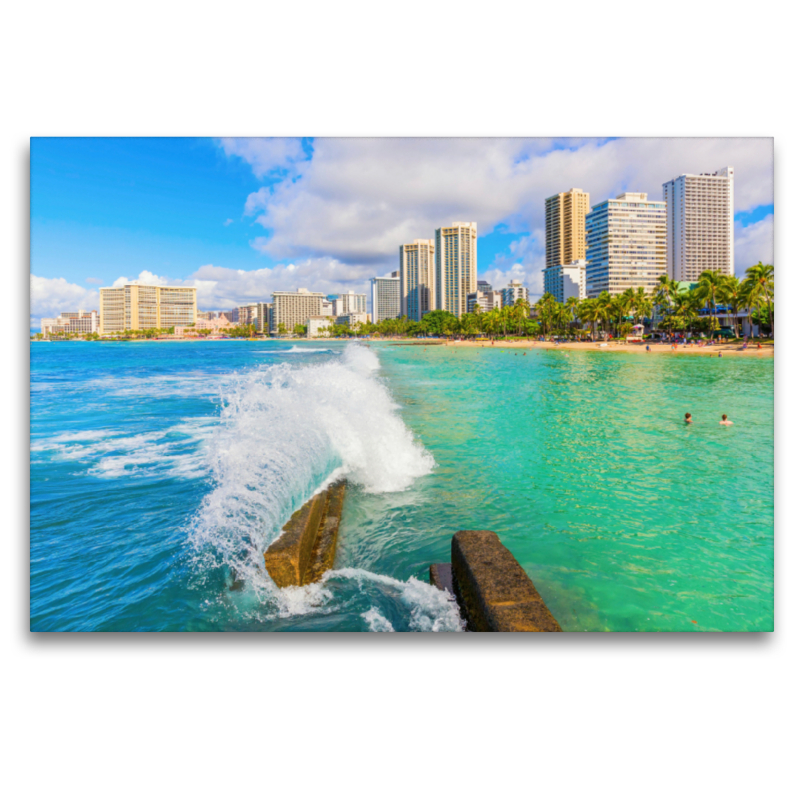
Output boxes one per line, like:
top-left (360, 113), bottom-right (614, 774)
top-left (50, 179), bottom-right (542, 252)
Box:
top-left (183, 259), bottom-right (369, 310)
top-left (30, 275), bottom-right (99, 330)
top-left (481, 231), bottom-right (545, 297)
top-left (735, 215), bottom-right (773, 277)
top-left (85, 277), bottom-right (103, 285)
top-left (218, 137), bottom-right (307, 179)
top-left (228, 137), bottom-right (774, 291)
top-left (112, 270), bottom-right (169, 288)
top-left (223, 218), bottom-right (234, 226)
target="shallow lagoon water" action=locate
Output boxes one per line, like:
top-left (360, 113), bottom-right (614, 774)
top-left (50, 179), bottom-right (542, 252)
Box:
top-left (30, 340), bottom-right (773, 631)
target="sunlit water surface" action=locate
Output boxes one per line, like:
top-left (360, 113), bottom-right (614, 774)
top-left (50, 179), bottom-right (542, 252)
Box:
top-left (30, 340), bottom-right (773, 631)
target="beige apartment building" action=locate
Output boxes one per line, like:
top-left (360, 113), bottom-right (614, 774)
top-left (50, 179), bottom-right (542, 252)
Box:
top-left (271, 288), bottom-right (324, 334)
top-left (663, 167), bottom-right (734, 282)
top-left (435, 222), bottom-right (478, 318)
top-left (99, 283), bottom-right (197, 334)
top-left (399, 239), bottom-right (436, 321)
top-left (545, 188), bottom-right (591, 269)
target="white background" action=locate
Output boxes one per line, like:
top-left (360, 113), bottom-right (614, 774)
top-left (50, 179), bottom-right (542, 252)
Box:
top-left (3, 2), bottom-right (796, 799)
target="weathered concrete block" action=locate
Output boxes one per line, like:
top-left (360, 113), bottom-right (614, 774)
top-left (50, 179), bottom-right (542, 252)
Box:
top-left (264, 491), bottom-right (328, 588)
top-left (429, 563), bottom-right (454, 595)
top-left (451, 530), bottom-right (561, 632)
top-left (305, 479), bottom-right (347, 584)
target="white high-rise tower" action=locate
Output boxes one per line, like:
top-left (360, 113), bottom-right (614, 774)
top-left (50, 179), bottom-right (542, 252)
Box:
top-left (663, 167), bottom-right (734, 282)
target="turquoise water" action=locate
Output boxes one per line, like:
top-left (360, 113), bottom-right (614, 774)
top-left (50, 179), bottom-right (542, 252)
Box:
top-left (29, 340), bottom-right (773, 631)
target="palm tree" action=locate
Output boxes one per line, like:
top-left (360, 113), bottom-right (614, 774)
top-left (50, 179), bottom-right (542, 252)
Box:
top-left (564, 296), bottom-right (579, 332)
top-left (578, 298), bottom-right (603, 341)
top-left (632, 287), bottom-right (652, 328)
top-left (512, 297), bottom-right (530, 336)
top-left (696, 270), bottom-right (727, 335)
top-left (720, 275), bottom-right (744, 338)
top-left (744, 262), bottom-right (774, 337)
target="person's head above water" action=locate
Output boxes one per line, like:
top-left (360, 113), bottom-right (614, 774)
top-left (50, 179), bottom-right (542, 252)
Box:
top-left (685, 412), bottom-right (692, 422)
top-left (722, 414), bottom-right (727, 420)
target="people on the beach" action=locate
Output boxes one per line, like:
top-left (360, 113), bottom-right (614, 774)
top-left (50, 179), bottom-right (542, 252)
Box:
top-left (685, 413), bottom-right (693, 424)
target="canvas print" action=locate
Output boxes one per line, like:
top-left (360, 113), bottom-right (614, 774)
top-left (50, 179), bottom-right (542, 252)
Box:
top-left (29, 137), bottom-right (774, 632)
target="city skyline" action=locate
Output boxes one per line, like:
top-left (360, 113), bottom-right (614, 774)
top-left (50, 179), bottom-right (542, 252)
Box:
top-left (30, 137), bottom-right (773, 329)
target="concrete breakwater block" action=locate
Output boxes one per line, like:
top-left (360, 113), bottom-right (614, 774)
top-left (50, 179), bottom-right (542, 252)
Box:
top-left (264, 480), bottom-right (347, 588)
top-left (450, 530), bottom-right (561, 632)
top-left (429, 563), bottom-right (454, 595)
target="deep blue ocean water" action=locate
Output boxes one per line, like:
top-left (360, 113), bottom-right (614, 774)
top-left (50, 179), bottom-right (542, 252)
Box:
top-left (30, 340), bottom-right (773, 631)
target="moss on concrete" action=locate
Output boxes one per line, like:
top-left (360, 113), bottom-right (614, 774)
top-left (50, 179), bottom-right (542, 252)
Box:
top-left (451, 530), bottom-right (561, 632)
top-left (264, 481), bottom-right (347, 588)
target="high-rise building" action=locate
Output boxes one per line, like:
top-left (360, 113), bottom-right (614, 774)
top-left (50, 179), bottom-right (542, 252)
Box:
top-left (399, 239), bottom-right (436, 321)
top-left (545, 188), bottom-right (591, 269)
top-left (435, 222), bottom-right (478, 318)
top-left (466, 290), bottom-right (503, 314)
top-left (477, 280), bottom-right (492, 294)
top-left (585, 193), bottom-right (667, 298)
top-left (255, 302), bottom-right (272, 334)
top-left (41, 309), bottom-right (99, 335)
top-left (99, 283), bottom-right (196, 334)
top-left (271, 288), bottom-right (324, 334)
top-left (663, 167), bottom-right (734, 282)
top-left (543, 260), bottom-right (587, 303)
top-left (237, 303), bottom-right (260, 327)
top-left (334, 291), bottom-right (367, 317)
top-left (501, 280), bottom-right (529, 307)
top-left (370, 272), bottom-right (401, 323)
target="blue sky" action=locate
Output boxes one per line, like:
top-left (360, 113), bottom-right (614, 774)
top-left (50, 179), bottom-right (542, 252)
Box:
top-left (30, 136), bottom-right (774, 326)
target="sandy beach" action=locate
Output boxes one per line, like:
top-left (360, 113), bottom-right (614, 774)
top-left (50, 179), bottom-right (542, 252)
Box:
top-left (436, 339), bottom-right (774, 357)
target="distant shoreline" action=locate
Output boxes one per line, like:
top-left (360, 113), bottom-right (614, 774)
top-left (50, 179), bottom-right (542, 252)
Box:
top-left (30, 337), bottom-right (774, 357)
top-left (443, 339), bottom-right (774, 357)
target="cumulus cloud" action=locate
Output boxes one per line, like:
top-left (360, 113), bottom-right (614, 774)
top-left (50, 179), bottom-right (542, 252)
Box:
top-left (735, 215), bottom-right (774, 277)
top-left (482, 231), bottom-right (546, 297)
top-left (183, 259), bottom-right (368, 310)
top-left (218, 137), bottom-right (307, 179)
top-left (112, 270), bottom-right (170, 287)
top-left (30, 275), bottom-right (99, 330)
top-left (227, 137), bottom-right (774, 292)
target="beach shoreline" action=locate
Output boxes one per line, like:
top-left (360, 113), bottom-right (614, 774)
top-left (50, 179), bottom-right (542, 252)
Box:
top-left (436, 339), bottom-right (774, 357)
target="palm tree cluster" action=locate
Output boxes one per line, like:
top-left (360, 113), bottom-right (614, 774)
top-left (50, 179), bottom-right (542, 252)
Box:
top-left (356, 301), bottom-right (540, 339)
top-left (318, 263), bottom-right (774, 342)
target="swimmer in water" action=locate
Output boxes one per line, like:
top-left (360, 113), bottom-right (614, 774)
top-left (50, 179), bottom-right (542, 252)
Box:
top-left (720, 414), bottom-right (733, 426)
top-left (684, 412), bottom-right (693, 424)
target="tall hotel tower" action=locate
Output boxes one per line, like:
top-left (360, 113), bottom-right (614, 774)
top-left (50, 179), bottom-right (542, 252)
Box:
top-left (663, 167), bottom-right (734, 282)
top-left (434, 222), bottom-right (478, 318)
top-left (399, 239), bottom-right (436, 321)
top-left (585, 193), bottom-right (667, 298)
top-left (545, 188), bottom-right (590, 268)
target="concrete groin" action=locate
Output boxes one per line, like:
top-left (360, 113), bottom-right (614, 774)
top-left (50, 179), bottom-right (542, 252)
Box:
top-left (432, 530), bottom-right (561, 632)
top-left (264, 480), bottom-right (347, 588)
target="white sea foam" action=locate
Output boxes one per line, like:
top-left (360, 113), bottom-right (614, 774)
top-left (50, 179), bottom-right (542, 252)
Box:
top-left (362, 607), bottom-right (395, 632)
top-left (286, 346), bottom-right (333, 353)
top-left (190, 343), bottom-right (437, 610)
top-left (31, 419), bottom-right (218, 480)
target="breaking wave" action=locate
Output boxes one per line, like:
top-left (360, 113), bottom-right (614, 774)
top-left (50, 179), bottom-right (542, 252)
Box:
top-left (189, 344), bottom-right (437, 606)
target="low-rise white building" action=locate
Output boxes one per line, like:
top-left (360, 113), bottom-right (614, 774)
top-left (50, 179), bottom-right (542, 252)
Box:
top-left (543, 259), bottom-right (587, 303)
top-left (306, 316), bottom-right (335, 338)
top-left (41, 309), bottom-right (99, 335)
top-left (336, 312), bottom-right (367, 329)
